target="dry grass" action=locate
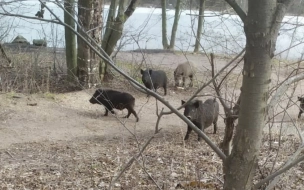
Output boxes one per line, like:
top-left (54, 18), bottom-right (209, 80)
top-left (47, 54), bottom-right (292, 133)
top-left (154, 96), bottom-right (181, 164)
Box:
top-left (0, 129), bottom-right (302, 189)
top-left (0, 49), bottom-right (80, 94)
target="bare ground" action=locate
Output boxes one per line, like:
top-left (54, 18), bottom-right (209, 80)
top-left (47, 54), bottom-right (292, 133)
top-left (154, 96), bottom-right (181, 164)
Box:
top-left (0, 51), bottom-right (304, 189)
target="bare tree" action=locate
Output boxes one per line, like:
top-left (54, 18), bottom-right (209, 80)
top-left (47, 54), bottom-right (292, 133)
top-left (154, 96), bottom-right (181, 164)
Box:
top-left (89, 0), bottom-right (103, 85)
top-left (161, 0), bottom-right (169, 49)
top-left (223, 0), bottom-right (295, 189)
top-left (64, 0), bottom-right (77, 83)
top-left (161, 0), bottom-right (182, 50)
top-left (168, 0), bottom-right (181, 49)
top-left (77, 0), bottom-right (93, 85)
top-left (193, 0), bottom-right (205, 52)
top-left (101, 0), bottom-right (139, 81)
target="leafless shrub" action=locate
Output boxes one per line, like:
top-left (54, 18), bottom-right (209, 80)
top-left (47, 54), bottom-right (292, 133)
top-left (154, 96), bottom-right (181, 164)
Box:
top-left (0, 48), bottom-right (78, 93)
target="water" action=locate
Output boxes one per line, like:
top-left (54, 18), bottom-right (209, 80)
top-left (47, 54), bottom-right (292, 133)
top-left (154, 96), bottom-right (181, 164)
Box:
top-left (1, 1), bottom-right (304, 60)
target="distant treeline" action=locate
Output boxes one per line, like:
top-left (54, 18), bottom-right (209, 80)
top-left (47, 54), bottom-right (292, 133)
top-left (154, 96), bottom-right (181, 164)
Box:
top-left (105, 0), bottom-right (304, 15)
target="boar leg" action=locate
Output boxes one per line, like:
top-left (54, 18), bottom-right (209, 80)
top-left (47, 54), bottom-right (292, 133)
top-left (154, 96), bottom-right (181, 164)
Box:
top-left (213, 121), bottom-right (217, 134)
top-left (104, 109), bottom-right (108, 116)
top-left (298, 109), bottom-right (303, 118)
top-left (189, 75), bottom-right (193, 87)
top-left (197, 123), bottom-right (203, 141)
top-left (123, 108), bottom-right (139, 122)
top-left (184, 125), bottom-right (192, 140)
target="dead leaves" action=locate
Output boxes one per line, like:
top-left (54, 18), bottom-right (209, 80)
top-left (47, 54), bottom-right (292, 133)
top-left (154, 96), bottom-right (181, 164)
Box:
top-left (176, 181), bottom-right (219, 189)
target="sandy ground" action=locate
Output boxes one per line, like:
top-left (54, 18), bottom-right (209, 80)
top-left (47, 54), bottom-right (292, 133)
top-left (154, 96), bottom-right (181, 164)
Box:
top-left (0, 51), bottom-right (245, 149)
top-left (0, 89), bottom-right (193, 149)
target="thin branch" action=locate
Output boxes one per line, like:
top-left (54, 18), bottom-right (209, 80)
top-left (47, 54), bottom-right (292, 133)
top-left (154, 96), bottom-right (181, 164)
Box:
top-left (108, 130), bottom-right (161, 190)
top-left (0, 12), bottom-right (60, 25)
top-left (218, 57), bottom-right (243, 88)
top-left (134, 157), bottom-right (162, 189)
top-left (268, 72), bottom-right (304, 116)
top-left (254, 148), bottom-right (304, 189)
top-left (278, 101), bottom-right (304, 143)
top-left (210, 53), bottom-right (232, 115)
top-left (164, 48), bottom-right (246, 115)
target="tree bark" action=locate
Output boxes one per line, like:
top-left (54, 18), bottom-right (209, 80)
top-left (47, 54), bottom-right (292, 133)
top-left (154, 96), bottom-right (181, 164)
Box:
top-left (77, 0), bottom-right (93, 86)
top-left (64, 0), bottom-right (77, 83)
top-left (101, 0), bottom-right (138, 82)
top-left (193, 0), bottom-right (205, 53)
top-left (161, 0), bottom-right (169, 49)
top-left (89, 0), bottom-right (103, 86)
top-left (223, 0), bottom-right (280, 189)
top-left (169, 0), bottom-right (181, 50)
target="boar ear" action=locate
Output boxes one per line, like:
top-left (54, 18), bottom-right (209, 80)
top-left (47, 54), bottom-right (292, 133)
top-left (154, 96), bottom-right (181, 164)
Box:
top-left (148, 69), bottom-right (153, 75)
top-left (194, 100), bottom-right (200, 108)
top-left (181, 100), bottom-right (186, 105)
top-left (140, 69), bottom-right (144, 74)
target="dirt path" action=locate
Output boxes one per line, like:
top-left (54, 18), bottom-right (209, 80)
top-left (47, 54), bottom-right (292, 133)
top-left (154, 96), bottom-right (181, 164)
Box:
top-left (0, 89), bottom-right (212, 149)
top-left (0, 51), bottom-right (231, 149)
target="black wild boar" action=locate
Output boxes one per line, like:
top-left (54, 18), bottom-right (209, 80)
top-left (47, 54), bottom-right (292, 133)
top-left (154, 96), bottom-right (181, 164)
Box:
top-left (298, 96), bottom-right (304, 118)
top-left (174, 61), bottom-right (195, 87)
top-left (89, 89), bottom-right (139, 122)
top-left (140, 69), bottom-right (167, 95)
top-left (181, 98), bottom-right (219, 141)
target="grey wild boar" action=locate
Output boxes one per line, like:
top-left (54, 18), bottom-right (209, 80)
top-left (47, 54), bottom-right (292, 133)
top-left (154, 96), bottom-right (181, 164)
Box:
top-left (174, 61), bottom-right (195, 87)
top-left (89, 89), bottom-right (139, 122)
top-left (140, 69), bottom-right (167, 95)
top-left (181, 98), bottom-right (219, 141)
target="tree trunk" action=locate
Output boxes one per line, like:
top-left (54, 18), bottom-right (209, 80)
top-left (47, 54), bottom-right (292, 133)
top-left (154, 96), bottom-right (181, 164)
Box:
top-left (77, 0), bottom-right (93, 86)
top-left (89, 0), bottom-right (103, 86)
top-left (168, 0), bottom-right (181, 50)
top-left (64, 0), bottom-right (77, 83)
top-left (161, 0), bottom-right (169, 49)
top-left (193, 0), bottom-right (205, 53)
top-left (223, 1), bottom-right (285, 189)
top-left (100, 0), bottom-right (138, 82)
top-left (100, 0), bottom-right (117, 81)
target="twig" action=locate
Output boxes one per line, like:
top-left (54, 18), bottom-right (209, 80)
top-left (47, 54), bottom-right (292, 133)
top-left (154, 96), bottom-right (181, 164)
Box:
top-left (210, 53), bottom-right (231, 114)
top-left (108, 130), bottom-right (161, 190)
top-left (268, 73), bottom-right (304, 116)
top-left (254, 149), bottom-right (304, 189)
top-left (134, 157), bottom-right (162, 189)
top-left (5, 150), bottom-right (13, 158)
top-left (278, 99), bottom-right (304, 143)
top-left (164, 48), bottom-right (246, 115)
top-left (0, 12), bottom-right (60, 25)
